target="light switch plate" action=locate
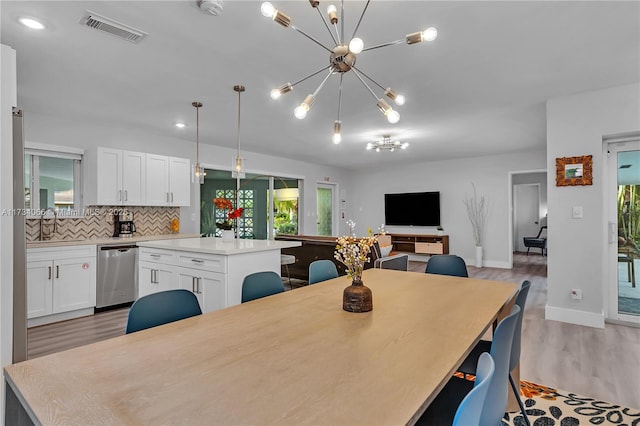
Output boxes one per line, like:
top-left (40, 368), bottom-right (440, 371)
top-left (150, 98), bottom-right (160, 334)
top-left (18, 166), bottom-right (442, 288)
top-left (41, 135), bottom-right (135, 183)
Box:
top-left (572, 206), bottom-right (583, 219)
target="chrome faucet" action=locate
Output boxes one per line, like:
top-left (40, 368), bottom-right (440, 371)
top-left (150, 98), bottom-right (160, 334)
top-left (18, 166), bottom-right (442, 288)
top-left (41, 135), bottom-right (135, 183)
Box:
top-left (39, 208), bottom-right (58, 241)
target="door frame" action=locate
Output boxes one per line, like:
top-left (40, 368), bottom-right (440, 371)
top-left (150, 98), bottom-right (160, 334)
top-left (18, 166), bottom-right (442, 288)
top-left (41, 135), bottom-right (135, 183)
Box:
top-left (605, 136), bottom-right (640, 324)
top-left (316, 182), bottom-right (338, 236)
top-left (507, 169), bottom-right (547, 269)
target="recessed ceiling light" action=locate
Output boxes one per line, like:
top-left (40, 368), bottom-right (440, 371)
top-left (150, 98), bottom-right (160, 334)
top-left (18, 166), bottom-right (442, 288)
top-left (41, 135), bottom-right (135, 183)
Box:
top-left (175, 122), bottom-right (186, 129)
top-left (19, 17), bottom-right (45, 30)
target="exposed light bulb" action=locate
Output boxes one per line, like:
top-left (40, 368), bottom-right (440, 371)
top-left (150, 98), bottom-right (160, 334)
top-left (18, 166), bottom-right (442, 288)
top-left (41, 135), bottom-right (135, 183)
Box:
top-left (294, 105), bottom-right (308, 119)
top-left (332, 133), bottom-right (341, 144)
top-left (394, 94), bottom-right (405, 106)
top-left (386, 109), bottom-right (400, 124)
top-left (270, 89), bottom-right (281, 100)
top-left (327, 4), bottom-right (337, 14)
top-left (19, 17), bottom-right (45, 30)
top-left (349, 38), bottom-right (364, 54)
top-left (422, 27), bottom-right (438, 42)
top-left (261, 2), bottom-right (276, 18)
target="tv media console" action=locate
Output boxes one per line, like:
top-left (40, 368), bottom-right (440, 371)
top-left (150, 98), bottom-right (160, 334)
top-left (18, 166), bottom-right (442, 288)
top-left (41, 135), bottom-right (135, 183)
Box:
top-left (379, 233), bottom-right (449, 255)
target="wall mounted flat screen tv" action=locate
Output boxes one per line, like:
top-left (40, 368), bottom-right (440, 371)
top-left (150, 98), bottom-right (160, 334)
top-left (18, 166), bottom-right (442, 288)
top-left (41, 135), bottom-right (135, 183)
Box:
top-left (384, 192), bottom-right (440, 226)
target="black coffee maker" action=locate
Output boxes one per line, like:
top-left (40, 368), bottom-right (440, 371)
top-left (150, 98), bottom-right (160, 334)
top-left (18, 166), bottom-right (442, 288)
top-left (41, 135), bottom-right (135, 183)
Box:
top-left (113, 210), bottom-right (136, 237)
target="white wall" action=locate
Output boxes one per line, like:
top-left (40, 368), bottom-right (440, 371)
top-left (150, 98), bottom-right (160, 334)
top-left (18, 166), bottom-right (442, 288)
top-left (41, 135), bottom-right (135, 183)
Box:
top-left (22, 111), bottom-right (352, 236)
top-left (0, 43), bottom-right (17, 425)
top-left (345, 150), bottom-right (547, 267)
top-left (546, 82), bottom-right (640, 327)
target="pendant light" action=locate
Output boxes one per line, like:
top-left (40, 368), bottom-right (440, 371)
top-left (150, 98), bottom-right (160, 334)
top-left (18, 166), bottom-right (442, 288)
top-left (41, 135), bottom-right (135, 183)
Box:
top-left (192, 101), bottom-right (206, 184)
top-left (232, 85), bottom-right (246, 179)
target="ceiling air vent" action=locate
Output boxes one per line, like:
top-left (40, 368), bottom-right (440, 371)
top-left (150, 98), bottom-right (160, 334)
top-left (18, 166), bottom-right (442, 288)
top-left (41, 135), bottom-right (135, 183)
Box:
top-left (79, 11), bottom-right (147, 44)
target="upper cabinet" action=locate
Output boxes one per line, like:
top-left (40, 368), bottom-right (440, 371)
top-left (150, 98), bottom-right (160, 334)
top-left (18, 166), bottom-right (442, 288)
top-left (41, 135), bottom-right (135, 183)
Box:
top-left (96, 148), bottom-right (145, 206)
top-left (88, 147), bottom-right (191, 207)
top-left (145, 155), bottom-right (190, 207)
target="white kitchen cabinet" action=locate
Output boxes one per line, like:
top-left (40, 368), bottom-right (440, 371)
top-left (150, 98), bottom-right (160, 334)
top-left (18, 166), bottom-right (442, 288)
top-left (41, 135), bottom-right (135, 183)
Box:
top-left (96, 148), bottom-right (145, 205)
top-left (144, 154), bottom-right (190, 206)
top-left (176, 267), bottom-right (225, 313)
top-left (27, 245), bottom-right (97, 326)
top-left (137, 247), bottom-right (225, 313)
top-left (138, 261), bottom-right (176, 298)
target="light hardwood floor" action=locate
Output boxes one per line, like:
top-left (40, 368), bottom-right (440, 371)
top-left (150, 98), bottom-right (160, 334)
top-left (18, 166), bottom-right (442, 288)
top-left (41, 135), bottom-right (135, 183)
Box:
top-left (27, 253), bottom-right (640, 409)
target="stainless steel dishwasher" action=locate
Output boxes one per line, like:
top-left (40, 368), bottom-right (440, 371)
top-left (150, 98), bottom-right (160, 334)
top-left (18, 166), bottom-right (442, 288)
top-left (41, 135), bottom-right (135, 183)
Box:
top-left (96, 244), bottom-right (138, 309)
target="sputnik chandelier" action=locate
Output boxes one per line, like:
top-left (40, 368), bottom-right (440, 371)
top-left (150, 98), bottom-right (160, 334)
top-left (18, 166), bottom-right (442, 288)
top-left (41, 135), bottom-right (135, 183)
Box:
top-left (261, 0), bottom-right (437, 144)
top-left (366, 135), bottom-right (408, 152)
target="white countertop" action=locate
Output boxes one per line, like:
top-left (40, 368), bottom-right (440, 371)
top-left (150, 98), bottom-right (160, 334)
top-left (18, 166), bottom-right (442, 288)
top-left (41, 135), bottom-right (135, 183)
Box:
top-left (137, 237), bottom-right (301, 255)
top-left (27, 233), bottom-right (201, 249)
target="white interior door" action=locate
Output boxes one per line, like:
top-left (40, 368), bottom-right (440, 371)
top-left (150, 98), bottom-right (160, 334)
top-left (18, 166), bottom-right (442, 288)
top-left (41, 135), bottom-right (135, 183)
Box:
top-left (607, 139), bottom-right (640, 324)
top-left (514, 184), bottom-right (540, 252)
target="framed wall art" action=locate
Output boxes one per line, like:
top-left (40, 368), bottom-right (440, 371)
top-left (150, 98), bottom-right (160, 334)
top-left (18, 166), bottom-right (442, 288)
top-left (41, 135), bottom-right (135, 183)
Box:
top-left (555, 155), bottom-right (593, 186)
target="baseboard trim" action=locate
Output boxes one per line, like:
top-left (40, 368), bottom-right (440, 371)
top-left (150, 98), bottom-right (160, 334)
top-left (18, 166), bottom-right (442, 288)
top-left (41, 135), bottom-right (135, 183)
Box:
top-left (545, 305), bottom-right (605, 328)
top-left (463, 258), bottom-right (511, 269)
top-left (28, 307), bottom-right (95, 328)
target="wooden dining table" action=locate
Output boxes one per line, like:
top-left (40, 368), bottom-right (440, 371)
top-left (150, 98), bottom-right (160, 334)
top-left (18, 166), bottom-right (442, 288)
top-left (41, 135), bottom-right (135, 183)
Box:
top-left (4, 269), bottom-right (517, 426)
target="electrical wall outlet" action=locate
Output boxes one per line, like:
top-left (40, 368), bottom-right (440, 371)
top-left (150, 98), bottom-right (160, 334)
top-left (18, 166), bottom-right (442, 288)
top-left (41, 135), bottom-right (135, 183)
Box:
top-left (571, 288), bottom-right (583, 300)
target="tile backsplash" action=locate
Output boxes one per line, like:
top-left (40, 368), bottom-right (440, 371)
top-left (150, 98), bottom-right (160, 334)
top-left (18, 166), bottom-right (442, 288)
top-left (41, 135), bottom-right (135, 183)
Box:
top-left (26, 206), bottom-right (180, 242)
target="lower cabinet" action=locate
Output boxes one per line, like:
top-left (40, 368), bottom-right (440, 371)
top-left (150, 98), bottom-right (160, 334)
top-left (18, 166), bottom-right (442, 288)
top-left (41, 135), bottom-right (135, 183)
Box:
top-left (27, 245), bottom-right (97, 325)
top-left (137, 248), bottom-right (226, 314)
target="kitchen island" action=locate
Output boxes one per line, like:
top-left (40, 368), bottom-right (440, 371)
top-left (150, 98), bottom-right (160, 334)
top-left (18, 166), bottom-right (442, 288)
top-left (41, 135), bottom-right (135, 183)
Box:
top-left (136, 237), bottom-right (301, 310)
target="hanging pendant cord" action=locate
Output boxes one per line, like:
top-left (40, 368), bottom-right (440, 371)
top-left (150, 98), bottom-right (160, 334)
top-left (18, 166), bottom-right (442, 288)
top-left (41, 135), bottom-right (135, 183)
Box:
top-left (236, 90), bottom-right (241, 158)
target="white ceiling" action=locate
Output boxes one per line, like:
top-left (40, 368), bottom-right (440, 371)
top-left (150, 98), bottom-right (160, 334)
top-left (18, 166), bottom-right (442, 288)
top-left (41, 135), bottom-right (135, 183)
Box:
top-left (1, 1), bottom-right (639, 170)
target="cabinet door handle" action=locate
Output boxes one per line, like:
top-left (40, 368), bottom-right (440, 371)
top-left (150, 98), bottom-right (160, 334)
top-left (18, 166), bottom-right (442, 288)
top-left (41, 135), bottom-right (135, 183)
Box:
top-left (166, 192), bottom-right (170, 202)
top-left (191, 259), bottom-right (204, 264)
top-left (55, 265), bottom-right (59, 279)
top-left (192, 276), bottom-right (197, 293)
top-left (118, 190), bottom-right (122, 201)
top-left (150, 254), bottom-right (161, 258)
top-left (124, 190), bottom-right (128, 201)
top-left (171, 192), bottom-right (174, 202)
top-left (48, 266), bottom-right (52, 280)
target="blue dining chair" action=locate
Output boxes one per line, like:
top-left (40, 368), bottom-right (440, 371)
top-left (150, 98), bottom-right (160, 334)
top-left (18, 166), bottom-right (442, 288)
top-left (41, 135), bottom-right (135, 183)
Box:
top-left (457, 280), bottom-right (532, 426)
top-left (308, 260), bottom-right (339, 284)
top-left (417, 305), bottom-right (520, 425)
top-left (241, 271), bottom-right (285, 303)
top-left (424, 254), bottom-right (469, 277)
top-left (126, 289), bottom-right (202, 334)
top-left (452, 352), bottom-right (495, 426)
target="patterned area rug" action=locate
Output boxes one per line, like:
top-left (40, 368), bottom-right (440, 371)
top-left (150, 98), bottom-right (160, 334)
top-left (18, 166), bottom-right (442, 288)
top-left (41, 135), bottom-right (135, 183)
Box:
top-left (503, 381), bottom-right (640, 425)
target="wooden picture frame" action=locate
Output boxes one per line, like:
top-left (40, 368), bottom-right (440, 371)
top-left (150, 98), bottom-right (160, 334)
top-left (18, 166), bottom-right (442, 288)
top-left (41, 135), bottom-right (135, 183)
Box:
top-left (555, 155), bottom-right (593, 186)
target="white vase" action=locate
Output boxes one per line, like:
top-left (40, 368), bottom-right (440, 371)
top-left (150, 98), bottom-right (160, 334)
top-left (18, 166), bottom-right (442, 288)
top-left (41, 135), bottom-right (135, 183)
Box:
top-left (475, 246), bottom-right (483, 268)
top-left (221, 229), bottom-right (235, 242)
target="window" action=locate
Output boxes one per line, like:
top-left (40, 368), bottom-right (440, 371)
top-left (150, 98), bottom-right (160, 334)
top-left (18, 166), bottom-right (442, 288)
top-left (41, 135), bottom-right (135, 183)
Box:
top-left (25, 147), bottom-right (82, 213)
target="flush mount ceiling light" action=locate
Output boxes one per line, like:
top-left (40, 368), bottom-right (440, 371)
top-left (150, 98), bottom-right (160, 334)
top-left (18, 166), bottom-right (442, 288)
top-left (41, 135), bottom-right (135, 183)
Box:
top-left (366, 135), bottom-right (409, 152)
top-left (262, 1), bottom-right (437, 144)
top-left (19, 17), bottom-right (45, 30)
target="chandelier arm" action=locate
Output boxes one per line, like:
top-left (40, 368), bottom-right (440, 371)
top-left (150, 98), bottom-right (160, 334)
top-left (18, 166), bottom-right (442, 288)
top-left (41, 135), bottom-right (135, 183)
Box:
top-left (337, 74), bottom-right (344, 120)
top-left (362, 39), bottom-right (405, 52)
top-left (341, 0), bottom-right (344, 45)
top-left (290, 25), bottom-right (333, 53)
top-left (291, 65), bottom-right (333, 88)
top-left (312, 70), bottom-right (334, 97)
top-left (350, 0), bottom-right (371, 41)
top-left (316, 7), bottom-right (338, 46)
top-left (333, 23), bottom-right (341, 45)
top-left (352, 66), bottom-right (386, 92)
top-left (351, 68), bottom-right (379, 102)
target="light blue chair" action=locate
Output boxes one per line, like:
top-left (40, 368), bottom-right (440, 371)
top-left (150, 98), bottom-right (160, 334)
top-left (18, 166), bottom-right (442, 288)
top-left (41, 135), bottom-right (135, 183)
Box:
top-left (308, 260), bottom-right (339, 284)
top-left (452, 352), bottom-right (495, 426)
top-left (126, 289), bottom-right (202, 334)
top-left (241, 271), bottom-right (285, 303)
top-left (417, 305), bottom-right (520, 425)
top-left (424, 254), bottom-right (469, 277)
top-left (457, 280), bottom-right (532, 426)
